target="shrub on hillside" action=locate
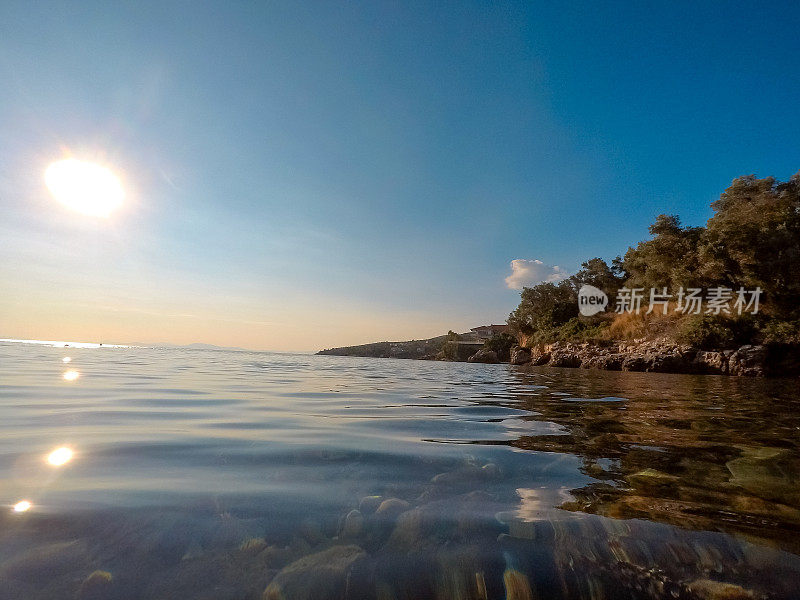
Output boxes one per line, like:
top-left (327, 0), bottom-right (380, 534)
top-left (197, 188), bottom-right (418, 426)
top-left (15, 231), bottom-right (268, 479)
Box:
top-left (524, 317), bottom-right (609, 346)
top-left (760, 319), bottom-right (800, 344)
top-left (677, 315), bottom-right (735, 349)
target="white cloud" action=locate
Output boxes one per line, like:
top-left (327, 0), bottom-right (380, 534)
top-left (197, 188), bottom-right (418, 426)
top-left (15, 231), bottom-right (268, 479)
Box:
top-left (505, 259), bottom-right (567, 290)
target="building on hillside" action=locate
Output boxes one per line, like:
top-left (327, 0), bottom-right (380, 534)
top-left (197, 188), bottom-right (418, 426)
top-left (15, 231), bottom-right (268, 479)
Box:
top-left (469, 324), bottom-right (509, 340)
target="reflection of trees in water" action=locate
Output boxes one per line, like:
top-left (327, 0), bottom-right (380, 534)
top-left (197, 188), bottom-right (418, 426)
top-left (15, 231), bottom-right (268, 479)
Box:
top-left (503, 367), bottom-right (800, 553)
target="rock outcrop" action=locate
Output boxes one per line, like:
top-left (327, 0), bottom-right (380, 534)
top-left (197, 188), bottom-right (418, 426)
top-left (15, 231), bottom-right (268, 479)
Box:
top-left (467, 348), bottom-right (499, 364)
top-left (319, 332), bottom-right (797, 377)
top-left (514, 340), bottom-right (776, 377)
top-left (728, 345), bottom-right (767, 377)
top-left (509, 346), bottom-right (531, 365)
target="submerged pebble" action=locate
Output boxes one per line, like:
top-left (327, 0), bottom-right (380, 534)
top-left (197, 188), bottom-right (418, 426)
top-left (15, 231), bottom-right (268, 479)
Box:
top-left (503, 568), bottom-right (533, 600)
top-left (78, 570), bottom-right (113, 600)
top-left (239, 537), bottom-right (268, 554)
top-left (375, 498), bottom-right (410, 518)
top-left (263, 544), bottom-right (366, 600)
top-left (686, 578), bottom-right (757, 599)
top-left (298, 518), bottom-right (325, 545)
top-left (340, 509), bottom-right (364, 538)
top-left (481, 463), bottom-right (500, 479)
top-left (358, 495), bottom-right (383, 514)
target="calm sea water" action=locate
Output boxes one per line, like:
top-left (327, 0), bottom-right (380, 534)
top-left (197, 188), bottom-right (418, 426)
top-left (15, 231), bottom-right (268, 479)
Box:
top-left (1, 341), bottom-right (799, 599)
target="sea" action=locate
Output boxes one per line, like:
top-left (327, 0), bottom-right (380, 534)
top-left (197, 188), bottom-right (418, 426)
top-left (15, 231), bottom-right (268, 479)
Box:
top-left (1, 339), bottom-right (799, 599)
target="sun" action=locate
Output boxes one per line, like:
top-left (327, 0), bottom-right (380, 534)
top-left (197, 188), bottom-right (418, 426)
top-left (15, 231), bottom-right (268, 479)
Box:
top-left (47, 447), bottom-right (74, 466)
top-left (45, 158), bottom-right (124, 218)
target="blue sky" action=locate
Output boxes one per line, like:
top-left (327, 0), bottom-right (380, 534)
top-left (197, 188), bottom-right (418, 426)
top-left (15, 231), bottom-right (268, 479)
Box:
top-left (1, 1), bottom-right (799, 350)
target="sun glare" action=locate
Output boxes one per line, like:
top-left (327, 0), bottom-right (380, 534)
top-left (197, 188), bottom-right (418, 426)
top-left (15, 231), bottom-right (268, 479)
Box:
top-left (47, 447), bottom-right (74, 466)
top-left (13, 500), bottom-right (32, 513)
top-left (45, 158), bottom-right (124, 218)
top-left (63, 370), bottom-right (80, 381)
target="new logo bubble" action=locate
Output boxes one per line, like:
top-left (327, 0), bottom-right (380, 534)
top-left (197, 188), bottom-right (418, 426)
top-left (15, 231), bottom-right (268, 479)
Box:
top-left (578, 284), bottom-right (608, 316)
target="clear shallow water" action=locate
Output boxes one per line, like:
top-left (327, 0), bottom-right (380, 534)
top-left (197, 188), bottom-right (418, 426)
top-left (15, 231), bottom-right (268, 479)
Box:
top-left (1, 342), bottom-right (799, 599)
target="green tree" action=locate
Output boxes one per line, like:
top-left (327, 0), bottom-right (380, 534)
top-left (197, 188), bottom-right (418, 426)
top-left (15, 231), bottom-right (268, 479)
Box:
top-left (700, 173), bottom-right (800, 316)
top-left (567, 257), bottom-right (625, 304)
top-left (507, 280), bottom-right (577, 334)
top-left (621, 214), bottom-right (704, 291)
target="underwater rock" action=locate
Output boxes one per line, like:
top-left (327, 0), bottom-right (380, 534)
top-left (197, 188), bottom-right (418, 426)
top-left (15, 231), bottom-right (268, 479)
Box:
top-left (431, 544), bottom-right (497, 600)
top-left (510, 346), bottom-right (532, 365)
top-left (298, 518), bottom-right (325, 545)
top-left (289, 536), bottom-right (312, 557)
top-left (257, 545), bottom-right (295, 570)
top-left (263, 544), bottom-right (366, 600)
top-left (340, 510), bottom-right (364, 538)
top-left (628, 468), bottom-right (679, 490)
top-left (384, 508), bottom-right (426, 551)
top-left (210, 514), bottom-right (264, 549)
top-left (686, 578), bottom-right (757, 599)
top-left (375, 498), bottom-right (410, 518)
top-left (726, 446), bottom-right (798, 505)
top-left (462, 490), bottom-right (497, 503)
top-left (77, 570), bottom-right (113, 600)
top-left (481, 463), bottom-right (500, 479)
top-left (468, 349), bottom-right (499, 364)
top-left (475, 571), bottom-right (488, 600)
top-left (431, 469), bottom-right (480, 487)
top-left (358, 495), bottom-right (383, 515)
top-left (181, 538), bottom-right (204, 561)
top-left (239, 537), bottom-right (268, 554)
top-left (1, 539), bottom-right (91, 583)
top-left (503, 568), bottom-right (534, 600)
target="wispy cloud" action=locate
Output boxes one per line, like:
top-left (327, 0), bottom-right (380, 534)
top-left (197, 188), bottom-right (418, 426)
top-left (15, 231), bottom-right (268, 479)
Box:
top-left (505, 259), bottom-right (567, 290)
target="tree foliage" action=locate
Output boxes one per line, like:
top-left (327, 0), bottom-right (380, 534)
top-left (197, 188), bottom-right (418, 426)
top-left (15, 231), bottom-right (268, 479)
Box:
top-left (701, 173), bottom-right (800, 315)
top-left (508, 172), bottom-right (800, 342)
top-left (621, 215), bottom-right (705, 291)
top-left (507, 280), bottom-right (577, 334)
top-left (569, 257), bottom-right (626, 304)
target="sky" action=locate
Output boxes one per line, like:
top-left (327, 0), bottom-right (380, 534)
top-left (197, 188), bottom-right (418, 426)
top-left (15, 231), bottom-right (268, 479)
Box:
top-left (1, 1), bottom-right (799, 351)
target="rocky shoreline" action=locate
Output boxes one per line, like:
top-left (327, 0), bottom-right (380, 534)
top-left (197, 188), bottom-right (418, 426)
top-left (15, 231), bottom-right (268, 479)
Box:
top-left (504, 339), bottom-right (800, 377)
top-left (319, 336), bottom-right (800, 377)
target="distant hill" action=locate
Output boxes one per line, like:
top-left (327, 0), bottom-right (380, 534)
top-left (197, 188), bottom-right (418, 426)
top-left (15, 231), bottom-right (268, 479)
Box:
top-left (128, 342), bottom-right (249, 352)
top-left (184, 342), bottom-right (248, 351)
top-left (317, 333), bottom-right (487, 361)
top-left (317, 335), bottom-right (450, 360)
